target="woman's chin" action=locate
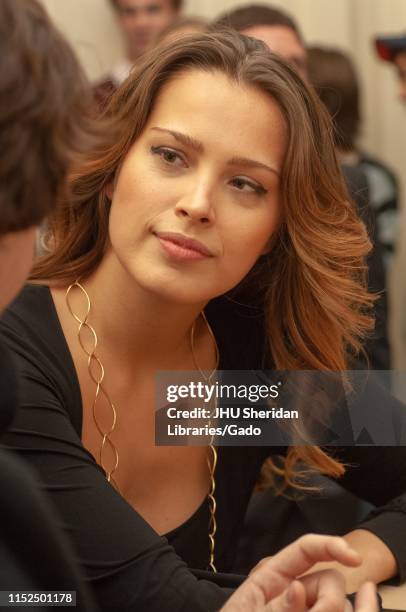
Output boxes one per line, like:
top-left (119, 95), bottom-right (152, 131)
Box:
top-left (134, 275), bottom-right (218, 306)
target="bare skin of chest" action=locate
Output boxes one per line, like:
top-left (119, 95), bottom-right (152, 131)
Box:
top-left (51, 285), bottom-right (212, 536)
top-left (80, 369), bottom-right (210, 535)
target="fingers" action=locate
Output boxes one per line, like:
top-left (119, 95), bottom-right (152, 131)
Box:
top-left (264, 580), bottom-right (306, 612)
top-left (272, 534), bottom-right (362, 577)
top-left (222, 535), bottom-right (365, 612)
top-left (250, 556), bottom-right (272, 575)
top-left (299, 569), bottom-right (347, 612)
top-left (251, 535), bottom-right (361, 600)
top-left (354, 582), bottom-right (379, 612)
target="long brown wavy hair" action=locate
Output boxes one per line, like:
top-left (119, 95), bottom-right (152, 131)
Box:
top-left (31, 30), bottom-right (374, 489)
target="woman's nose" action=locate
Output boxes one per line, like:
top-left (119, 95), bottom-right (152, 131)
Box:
top-left (174, 186), bottom-right (215, 225)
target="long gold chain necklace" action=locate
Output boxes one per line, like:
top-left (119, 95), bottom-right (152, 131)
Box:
top-left (190, 312), bottom-right (219, 572)
top-left (65, 280), bottom-right (219, 572)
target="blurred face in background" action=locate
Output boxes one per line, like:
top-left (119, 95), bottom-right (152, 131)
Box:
top-left (393, 51), bottom-right (406, 103)
top-left (242, 25), bottom-right (307, 80)
top-left (114, 0), bottom-right (179, 60)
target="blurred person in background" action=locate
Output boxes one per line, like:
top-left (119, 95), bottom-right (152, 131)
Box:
top-left (307, 46), bottom-right (399, 271)
top-left (214, 3), bottom-right (307, 79)
top-left (157, 15), bottom-right (208, 45)
top-left (0, 0), bottom-right (100, 607)
top-left (375, 33), bottom-right (406, 103)
top-left (94, 0), bottom-right (183, 108)
top-left (0, 0), bottom-right (97, 415)
top-left (375, 32), bottom-right (406, 405)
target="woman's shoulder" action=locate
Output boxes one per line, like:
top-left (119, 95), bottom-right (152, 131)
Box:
top-left (5, 281), bottom-right (51, 309)
top-left (1, 283), bottom-right (59, 344)
top-left (0, 283), bottom-right (81, 420)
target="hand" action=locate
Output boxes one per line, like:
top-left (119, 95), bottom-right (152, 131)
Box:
top-left (301, 529), bottom-right (397, 593)
top-left (263, 575), bottom-right (378, 611)
top-left (220, 534), bottom-right (379, 611)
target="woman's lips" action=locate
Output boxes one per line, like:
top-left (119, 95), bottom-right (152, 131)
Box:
top-left (154, 231), bottom-right (214, 261)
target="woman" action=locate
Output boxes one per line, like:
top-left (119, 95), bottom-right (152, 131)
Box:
top-left (0, 30), bottom-right (399, 609)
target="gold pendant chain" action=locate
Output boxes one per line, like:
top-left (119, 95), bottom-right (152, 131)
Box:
top-left (190, 312), bottom-right (219, 572)
top-left (65, 280), bottom-right (219, 572)
top-left (66, 281), bottom-right (120, 490)
top-left (207, 444), bottom-right (218, 572)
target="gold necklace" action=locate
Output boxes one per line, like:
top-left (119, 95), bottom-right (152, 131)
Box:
top-left (190, 311), bottom-right (219, 572)
top-left (65, 280), bottom-right (219, 572)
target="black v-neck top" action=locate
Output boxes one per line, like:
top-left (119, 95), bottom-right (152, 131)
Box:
top-left (1, 284), bottom-right (406, 611)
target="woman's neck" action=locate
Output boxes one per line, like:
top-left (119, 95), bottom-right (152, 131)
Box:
top-left (77, 251), bottom-right (209, 369)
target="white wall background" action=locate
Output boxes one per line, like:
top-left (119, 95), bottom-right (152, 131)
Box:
top-left (39, 0), bottom-right (406, 368)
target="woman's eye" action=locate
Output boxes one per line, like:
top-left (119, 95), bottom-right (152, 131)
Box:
top-left (231, 177), bottom-right (267, 196)
top-left (151, 146), bottom-right (186, 167)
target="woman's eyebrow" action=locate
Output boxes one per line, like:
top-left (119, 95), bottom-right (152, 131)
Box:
top-left (150, 126), bottom-right (280, 176)
top-left (227, 156), bottom-right (280, 177)
top-left (150, 127), bottom-right (204, 153)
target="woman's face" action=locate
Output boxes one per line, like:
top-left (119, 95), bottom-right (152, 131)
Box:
top-left (107, 69), bottom-right (287, 304)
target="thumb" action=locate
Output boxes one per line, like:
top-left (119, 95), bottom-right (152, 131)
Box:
top-left (265, 581), bottom-right (306, 612)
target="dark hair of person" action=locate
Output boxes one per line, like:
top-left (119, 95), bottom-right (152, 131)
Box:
top-left (213, 3), bottom-right (302, 42)
top-left (393, 49), bottom-right (406, 61)
top-left (307, 46), bottom-right (361, 152)
top-left (31, 30), bottom-right (373, 489)
top-left (110, 0), bottom-right (183, 12)
top-left (157, 15), bottom-right (209, 44)
top-left (0, 0), bottom-right (98, 235)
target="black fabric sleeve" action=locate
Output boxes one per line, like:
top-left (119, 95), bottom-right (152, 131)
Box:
top-left (0, 450), bottom-right (98, 611)
top-left (329, 444), bottom-right (406, 584)
top-left (0, 294), bottom-right (231, 611)
top-left (327, 382), bottom-right (406, 583)
top-left (0, 337), bottom-right (19, 434)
